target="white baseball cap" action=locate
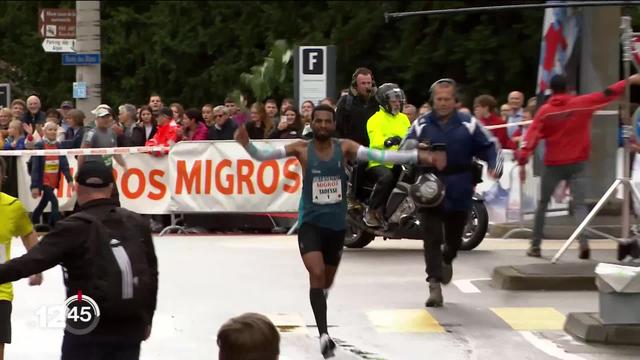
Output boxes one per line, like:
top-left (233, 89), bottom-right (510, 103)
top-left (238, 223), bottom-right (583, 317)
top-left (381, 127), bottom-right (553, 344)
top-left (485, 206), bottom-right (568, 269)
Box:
top-left (91, 104), bottom-right (113, 117)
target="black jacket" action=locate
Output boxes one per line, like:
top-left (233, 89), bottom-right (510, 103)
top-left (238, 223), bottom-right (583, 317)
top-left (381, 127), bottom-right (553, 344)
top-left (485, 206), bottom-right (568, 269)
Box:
top-left (269, 127), bottom-right (302, 139)
top-left (244, 121), bottom-right (267, 140)
top-left (0, 198), bottom-right (158, 339)
top-left (130, 124), bottom-right (157, 147)
top-left (61, 126), bottom-right (87, 149)
top-left (335, 90), bottom-right (378, 146)
top-left (21, 111), bottom-right (46, 126)
top-left (208, 119), bottom-right (238, 140)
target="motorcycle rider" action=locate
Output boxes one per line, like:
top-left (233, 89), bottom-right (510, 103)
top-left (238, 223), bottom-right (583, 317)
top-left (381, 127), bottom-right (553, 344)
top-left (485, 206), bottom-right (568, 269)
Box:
top-left (363, 83), bottom-right (411, 227)
top-left (406, 78), bottom-right (502, 307)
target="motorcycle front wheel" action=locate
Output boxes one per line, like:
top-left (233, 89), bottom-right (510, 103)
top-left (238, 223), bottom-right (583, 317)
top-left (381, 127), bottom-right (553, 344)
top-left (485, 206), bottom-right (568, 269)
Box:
top-left (344, 222), bottom-right (376, 248)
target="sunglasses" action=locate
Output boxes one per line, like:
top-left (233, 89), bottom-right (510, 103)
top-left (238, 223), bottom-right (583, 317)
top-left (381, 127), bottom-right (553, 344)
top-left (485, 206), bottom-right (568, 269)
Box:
top-left (214, 114), bottom-right (225, 118)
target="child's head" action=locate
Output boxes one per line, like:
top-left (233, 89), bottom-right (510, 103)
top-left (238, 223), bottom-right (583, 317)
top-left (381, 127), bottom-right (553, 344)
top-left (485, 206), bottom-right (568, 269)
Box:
top-left (8, 120), bottom-right (23, 138)
top-left (217, 313), bottom-right (280, 360)
top-left (523, 105), bottom-right (535, 121)
top-left (0, 108), bottom-right (11, 128)
top-left (46, 109), bottom-right (62, 125)
top-left (43, 122), bottom-right (58, 141)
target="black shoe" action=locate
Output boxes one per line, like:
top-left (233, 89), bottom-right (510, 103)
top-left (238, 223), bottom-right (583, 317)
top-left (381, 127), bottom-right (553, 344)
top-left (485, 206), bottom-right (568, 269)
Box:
top-left (425, 281), bottom-right (443, 308)
top-left (526, 246), bottom-right (541, 257)
top-left (320, 334), bottom-right (336, 358)
top-left (578, 245), bottom-right (590, 260)
top-left (618, 241), bottom-right (640, 261)
top-left (441, 261), bottom-right (453, 285)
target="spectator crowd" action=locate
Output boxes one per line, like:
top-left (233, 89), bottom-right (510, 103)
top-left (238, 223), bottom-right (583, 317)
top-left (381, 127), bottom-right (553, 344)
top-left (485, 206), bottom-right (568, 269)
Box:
top-left (0, 85), bottom-right (536, 233)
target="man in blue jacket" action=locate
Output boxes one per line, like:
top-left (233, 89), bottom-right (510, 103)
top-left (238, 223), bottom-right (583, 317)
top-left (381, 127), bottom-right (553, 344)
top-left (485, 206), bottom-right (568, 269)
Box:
top-left (406, 78), bottom-right (502, 307)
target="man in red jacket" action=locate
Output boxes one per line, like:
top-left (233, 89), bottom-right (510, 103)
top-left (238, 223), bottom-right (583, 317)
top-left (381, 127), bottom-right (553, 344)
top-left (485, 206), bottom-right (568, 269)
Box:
top-left (517, 74), bottom-right (640, 259)
top-left (146, 107), bottom-right (177, 156)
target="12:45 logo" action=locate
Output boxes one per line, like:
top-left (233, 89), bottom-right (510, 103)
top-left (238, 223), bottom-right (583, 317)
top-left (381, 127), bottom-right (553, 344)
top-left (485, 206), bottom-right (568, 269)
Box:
top-left (35, 291), bottom-right (101, 335)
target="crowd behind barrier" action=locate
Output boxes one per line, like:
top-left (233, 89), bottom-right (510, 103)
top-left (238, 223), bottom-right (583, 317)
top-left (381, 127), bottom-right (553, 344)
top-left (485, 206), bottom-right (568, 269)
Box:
top-left (0, 90), bottom-right (623, 234)
top-left (2, 141), bottom-right (553, 227)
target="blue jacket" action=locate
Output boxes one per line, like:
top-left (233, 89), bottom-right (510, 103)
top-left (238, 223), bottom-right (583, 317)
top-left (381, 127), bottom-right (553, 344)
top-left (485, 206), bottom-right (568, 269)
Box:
top-left (406, 111), bottom-right (503, 212)
top-left (30, 142), bottom-right (73, 190)
top-left (3, 136), bottom-right (25, 150)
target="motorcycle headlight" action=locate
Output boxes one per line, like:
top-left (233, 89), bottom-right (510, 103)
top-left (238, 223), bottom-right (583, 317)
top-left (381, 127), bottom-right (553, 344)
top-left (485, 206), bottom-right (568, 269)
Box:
top-left (410, 173), bottom-right (445, 208)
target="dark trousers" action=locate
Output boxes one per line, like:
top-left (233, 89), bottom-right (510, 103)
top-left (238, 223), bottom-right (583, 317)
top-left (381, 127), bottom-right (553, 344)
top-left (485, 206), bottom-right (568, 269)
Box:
top-left (61, 333), bottom-right (141, 360)
top-left (532, 162), bottom-right (588, 247)
top-left (367, 166), bottom-right (395, 210)
top-left (420, 207), bottom-right (469, 282)
top-left (32, 186), bottom-right (60, 227)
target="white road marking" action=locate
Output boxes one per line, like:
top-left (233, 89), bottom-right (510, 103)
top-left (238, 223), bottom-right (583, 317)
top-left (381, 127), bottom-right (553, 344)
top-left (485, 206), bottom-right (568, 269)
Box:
top-left (520, 331), bottom-right (586, 360)
top-left (452, 278), bottom-right (490, 293)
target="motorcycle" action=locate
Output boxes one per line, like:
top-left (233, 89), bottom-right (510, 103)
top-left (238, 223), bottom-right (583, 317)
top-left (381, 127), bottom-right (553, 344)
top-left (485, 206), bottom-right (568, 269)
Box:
top-left (344, 143), bottom-right (489, 250)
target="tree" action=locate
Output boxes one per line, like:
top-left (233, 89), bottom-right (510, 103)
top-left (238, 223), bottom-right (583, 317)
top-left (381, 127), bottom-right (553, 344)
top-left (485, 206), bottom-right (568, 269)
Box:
top-left (10, 1), bottom-right (630, 110)
top-left (239, 39), bottom-right (292, 102)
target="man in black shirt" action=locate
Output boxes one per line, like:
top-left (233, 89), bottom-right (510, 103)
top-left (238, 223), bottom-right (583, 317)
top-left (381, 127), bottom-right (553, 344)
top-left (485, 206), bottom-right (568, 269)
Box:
top-left (335, 67), bottom-right (379, 146)
top-left (0, 161), bottom-right (158, 360)
top-left (208, 105), bottom-right (237, 140)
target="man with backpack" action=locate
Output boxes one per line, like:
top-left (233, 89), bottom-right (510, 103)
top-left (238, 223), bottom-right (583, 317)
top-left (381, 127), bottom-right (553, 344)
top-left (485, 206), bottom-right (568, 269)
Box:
top-left (0, 160), bottom-right (158, 360)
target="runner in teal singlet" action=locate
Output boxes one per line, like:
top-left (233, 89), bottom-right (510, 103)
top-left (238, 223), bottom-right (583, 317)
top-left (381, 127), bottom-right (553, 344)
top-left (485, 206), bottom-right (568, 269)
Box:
top-left (235, 104), bottom-right (445, 358)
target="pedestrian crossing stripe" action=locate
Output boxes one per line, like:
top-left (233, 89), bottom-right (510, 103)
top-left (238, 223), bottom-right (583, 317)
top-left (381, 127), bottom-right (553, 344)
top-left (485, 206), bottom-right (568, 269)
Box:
top-left (266, 313), bottom-right (309, 334)
top-left (366, 309), bottom-right (445, 333)
top-left (490, 307), bottom-right (566, 330)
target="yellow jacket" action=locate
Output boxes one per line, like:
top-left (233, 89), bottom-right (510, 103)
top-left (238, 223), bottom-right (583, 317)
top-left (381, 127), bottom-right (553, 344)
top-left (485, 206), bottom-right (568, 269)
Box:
top-left (366, 108), bottom-right (411, 169)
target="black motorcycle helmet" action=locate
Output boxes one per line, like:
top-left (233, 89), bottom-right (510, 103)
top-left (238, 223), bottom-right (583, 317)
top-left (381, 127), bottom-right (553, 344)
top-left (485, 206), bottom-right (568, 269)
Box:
top-left (375, 83), bottom-right (406, 115)
top-left (410, 173), bottom-right (445, 208)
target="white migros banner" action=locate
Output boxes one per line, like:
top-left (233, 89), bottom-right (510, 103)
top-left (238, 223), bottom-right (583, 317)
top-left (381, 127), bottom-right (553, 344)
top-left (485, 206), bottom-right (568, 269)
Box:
top-left (168, 140), bottom-right (302, 213)
top-left (17, 153), bottom-right (172, 214)
top-left (15, 140), bottom-right (302, 215)
top-left (15, 142), bottom-right (555, 221)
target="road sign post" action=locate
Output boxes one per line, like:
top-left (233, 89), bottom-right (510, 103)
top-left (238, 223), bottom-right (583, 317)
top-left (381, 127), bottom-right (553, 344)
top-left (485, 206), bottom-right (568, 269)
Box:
top-left (42, 38), bottom-right (76, 53)
top-left (39, 8), bottom-right (76, 39)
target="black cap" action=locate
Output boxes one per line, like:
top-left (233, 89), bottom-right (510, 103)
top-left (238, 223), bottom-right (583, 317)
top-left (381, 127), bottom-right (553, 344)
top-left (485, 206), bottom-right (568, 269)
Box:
top-left (158, 107), bottom-right (173, 118)
top-left (550, 74), bottom-right (567, 93)
top-left (76, 161), bottom-right (114, 188)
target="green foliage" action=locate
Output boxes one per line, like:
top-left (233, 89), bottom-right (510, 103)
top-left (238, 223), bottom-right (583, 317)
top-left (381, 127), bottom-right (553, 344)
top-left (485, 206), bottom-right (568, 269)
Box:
top-left (239, 39), bottom-right (292, 102)
top-left (0, 1), bottom-right (568, 110)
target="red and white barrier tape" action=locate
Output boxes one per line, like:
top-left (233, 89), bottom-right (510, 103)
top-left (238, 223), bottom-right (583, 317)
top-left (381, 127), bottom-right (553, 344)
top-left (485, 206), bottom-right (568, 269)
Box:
top-left (485, 120), bottom-right (533, 130)
top-left (0, 146), bottom-right (170, 157)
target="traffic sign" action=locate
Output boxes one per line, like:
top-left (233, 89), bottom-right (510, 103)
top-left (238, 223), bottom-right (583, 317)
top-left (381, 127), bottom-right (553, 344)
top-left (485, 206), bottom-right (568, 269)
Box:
top-left (294, 46), bottom-right (337, 110)
top-left (39, 8), bottom-right (76, 39)
top-left (62, 53), bottom-right (101, 66)
top-left (73, 82), bottom-right (87, 99)
top-left (42, 38), bottom-right (76, 53)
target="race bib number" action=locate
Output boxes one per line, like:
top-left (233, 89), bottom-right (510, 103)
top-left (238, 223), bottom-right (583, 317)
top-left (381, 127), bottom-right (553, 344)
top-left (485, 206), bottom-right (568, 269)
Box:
top-left (312, 176), bottom-right (342, 205)
top-left (44, 160), bottom-right (59, 173)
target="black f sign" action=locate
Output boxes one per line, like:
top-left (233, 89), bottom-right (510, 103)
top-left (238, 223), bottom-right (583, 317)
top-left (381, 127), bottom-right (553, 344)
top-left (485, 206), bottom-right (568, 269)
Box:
top-left (302, 48), bottom-right (324, 75)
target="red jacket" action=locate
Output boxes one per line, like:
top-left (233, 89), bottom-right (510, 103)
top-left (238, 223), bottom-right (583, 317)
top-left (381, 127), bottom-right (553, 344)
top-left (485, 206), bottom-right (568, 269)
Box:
top-left (478, 113), bottom-right (516, 150)
top-left (517, 80), bottom-right (626, 166)
top-left (146, 123), bottom-right (177, 156)
top-left (146, 123), bottom-right (177, 147)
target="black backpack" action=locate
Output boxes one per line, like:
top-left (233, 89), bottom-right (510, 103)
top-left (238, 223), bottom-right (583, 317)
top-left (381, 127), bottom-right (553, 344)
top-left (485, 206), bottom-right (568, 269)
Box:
top-left (71, 208), bottom-right (154, 318)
